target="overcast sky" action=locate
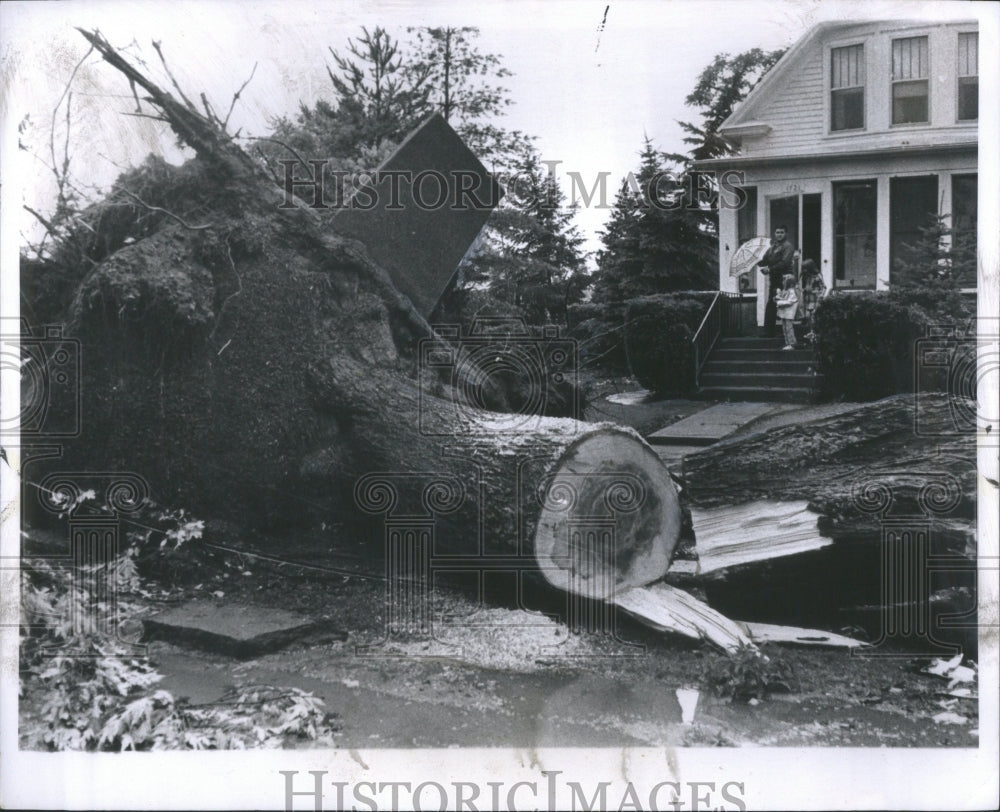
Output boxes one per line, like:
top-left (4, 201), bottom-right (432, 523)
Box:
top-left (0, 0), bottom-right (985, 255)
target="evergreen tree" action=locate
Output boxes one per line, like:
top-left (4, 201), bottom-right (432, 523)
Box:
top-left (678, 48), bottom-right (786, 161)
top-left (461, 146), bottom-right (587, 324)
top-left (889, 214), bottom-right (973, 319)
top-left (591, 138), bottom-right (716, 301)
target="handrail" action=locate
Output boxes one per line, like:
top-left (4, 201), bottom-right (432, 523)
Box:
top-left (691, 291), bottom-right (724, 389)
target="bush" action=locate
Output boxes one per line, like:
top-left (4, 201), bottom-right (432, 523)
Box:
top-left (568, 293), bottom-right (713, 392)
top-left (703, 645), bottom-right (795, 702)
top-left (813, 293), bottom-right (931, 400)
top-left (624, 293), bottom-right (715, 395)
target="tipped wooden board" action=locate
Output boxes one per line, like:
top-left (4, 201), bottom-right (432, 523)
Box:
top-left (613, 582), bottom-right (867, 652)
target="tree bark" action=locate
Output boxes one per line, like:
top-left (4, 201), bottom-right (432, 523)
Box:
top-left (300, 357), bottom-right (682, 596)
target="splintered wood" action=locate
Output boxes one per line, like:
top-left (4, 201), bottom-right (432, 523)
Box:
top-left (688, 500), bottom-right (832, 574)
top-left (613, 583), bottom-right (868, 653)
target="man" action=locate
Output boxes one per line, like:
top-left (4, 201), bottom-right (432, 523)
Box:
top-left (758, 226), bottom-right (798, 338)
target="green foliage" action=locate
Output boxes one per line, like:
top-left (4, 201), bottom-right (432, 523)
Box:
top-left (591, 139), bottom-right (716, 303)
top-left (813, 293), bottom-right (931, 400)
top-left (889, 214), bottom-right (974, 320)
top-left (703, 645), bottom-right (795, 702)
top-left (679, 48), bottom-right (786, 161)
top-left (624, 293), bottom-right (715, 394)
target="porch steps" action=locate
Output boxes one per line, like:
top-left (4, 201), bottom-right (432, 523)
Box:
top-left (697, 337), bottom-right (821, 404)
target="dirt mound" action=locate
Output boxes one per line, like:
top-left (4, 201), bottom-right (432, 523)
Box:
top-left (26, 157), bottom-right (412, 530)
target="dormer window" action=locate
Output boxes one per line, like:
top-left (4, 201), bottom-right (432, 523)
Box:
top-left (891, 36), bottom-right (929, 124)
top-left (957, 32), bottom-right (978, 121)
top-left (831, 44), bottom-right (865, 131)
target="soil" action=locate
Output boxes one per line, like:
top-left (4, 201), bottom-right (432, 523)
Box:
top-left (18, 381), bottom-right (980, 749)
top-left (117, 533), bottom-right (978, 749)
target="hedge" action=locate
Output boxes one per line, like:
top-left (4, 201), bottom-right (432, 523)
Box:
top-left (813, 292), bottom-right (932, 401)
top-left (568, 292), bottom-right (714, 394)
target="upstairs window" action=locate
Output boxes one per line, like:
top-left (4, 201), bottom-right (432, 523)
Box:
top-left (957, 32), bottom-right (978, 121)
top-left (831, 44), bottom-right (865, 131)
top-left (892, 36), bottom-right (929, 124)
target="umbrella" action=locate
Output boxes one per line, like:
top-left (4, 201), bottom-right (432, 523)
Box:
top-left (729, 236), bottom-right (771, 278)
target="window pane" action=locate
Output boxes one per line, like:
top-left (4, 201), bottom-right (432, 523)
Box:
top-left (893, 36), bottom-right (928, 80)
top-left (832, 87), bottom-right (864, 130)
top-left (958, 33), bottom-right (978, 77)
top-left (952, 174), bottom-right (977, 287)
top-left (890, 175), bottom-right (938, 283)
top-left (834, 181), bottom-right (877, 288)
top-left (958, 77), bottom-right (978, 120)
top-left (831, 44), bottom-right (864, 88)
top-left (893, 80), bottom-right (928, 123)
top-left (737, 187), bottom-right (758, 291)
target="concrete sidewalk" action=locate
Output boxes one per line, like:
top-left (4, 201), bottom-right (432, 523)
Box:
top-left (645, 402), bottom-right (807, 471)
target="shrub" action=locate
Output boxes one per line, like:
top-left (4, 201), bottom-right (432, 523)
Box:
top-left (624, 293), bottom-right (715, 395)
top-left (813, 293), bottom-right (931, 400)
top-left (568, 293), bottom-right (713, 391)
top-left (703, 645), bottom-right (795, 702)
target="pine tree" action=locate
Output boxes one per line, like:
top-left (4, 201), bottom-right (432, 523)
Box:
top-left (457, 146), bottom-right (587, 324)
top-left (591, 138), bottom-right (715, 302)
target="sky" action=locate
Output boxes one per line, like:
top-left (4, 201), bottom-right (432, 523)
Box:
top-left (0, 0), bottom-right (986, 257)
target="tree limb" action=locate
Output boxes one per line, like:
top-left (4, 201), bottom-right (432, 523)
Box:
top-left (117, 188), bottom-right (213, 230)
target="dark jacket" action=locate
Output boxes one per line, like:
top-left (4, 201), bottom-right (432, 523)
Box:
top-left (759, 240), bottom-right (796, 282)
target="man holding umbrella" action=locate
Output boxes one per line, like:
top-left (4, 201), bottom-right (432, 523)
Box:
top-left (758, 226), bottom-right (797, 338)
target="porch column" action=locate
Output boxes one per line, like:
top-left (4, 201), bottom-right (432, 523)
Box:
top-left (876, 175), bottom-right (891, 290)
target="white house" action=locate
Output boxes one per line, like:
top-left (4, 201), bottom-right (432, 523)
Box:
top-left (698, 19), bottom-right (978, 314)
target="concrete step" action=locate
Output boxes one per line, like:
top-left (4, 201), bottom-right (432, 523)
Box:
top-left (700, 371), bottom-right (822, 388)
top-left (704, 359), bottom-right (814, 374)
top-left (697, 386), bottom-right (816, 404)
top-left (717, 337), bottom-right (786, 349)
top-left (712, 348), bottom-right (814, 362)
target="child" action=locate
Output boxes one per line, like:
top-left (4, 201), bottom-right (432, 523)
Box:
top-left (800, 259), bottom-right (826, 341)
top-left (774, 274), bottom-right (799, 350)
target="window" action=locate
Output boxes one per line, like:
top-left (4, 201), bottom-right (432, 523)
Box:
top-left (957, 33), bottom-right (978, 121)
top-left (892, 36), bottom-right (929, 124)
top-left (736, 187), bottom-right (758, 292)
top-left (831, 44), bottom-right (865, 131)
top-left (833, 181), bottom-right (877, 288)
top-left (952, 174), bottom-right (977, 287)
top-left (890, 175), bottom-right (938, 284)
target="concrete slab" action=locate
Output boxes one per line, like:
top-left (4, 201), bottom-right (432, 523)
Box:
top-left (647, 402), bottom-right (790, 446)
top-left (143, 601), bottom-right (345, 658)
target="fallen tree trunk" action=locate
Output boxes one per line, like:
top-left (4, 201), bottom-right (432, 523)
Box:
top-left (24, 30), bottom-right (686, 604)
top-left (301, 357), bottom-right (682, 596)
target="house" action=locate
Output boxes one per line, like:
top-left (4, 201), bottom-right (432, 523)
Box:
top-left (698, 19), bottom-right (979, 312)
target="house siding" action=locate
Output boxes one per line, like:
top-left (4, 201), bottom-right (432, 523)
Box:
top-left (742, 47), bottom-right (825, 156)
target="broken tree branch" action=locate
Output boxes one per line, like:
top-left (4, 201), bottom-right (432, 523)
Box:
top-left (117, 188), bottom-right (213, 230)
top-left (223, 62), bottom-right (258, 130)
top-left (151, 38), bottom-right (198, 113)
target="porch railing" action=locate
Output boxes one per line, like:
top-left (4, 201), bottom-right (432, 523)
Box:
top-left (692, 292), bottom-right (753, 388)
